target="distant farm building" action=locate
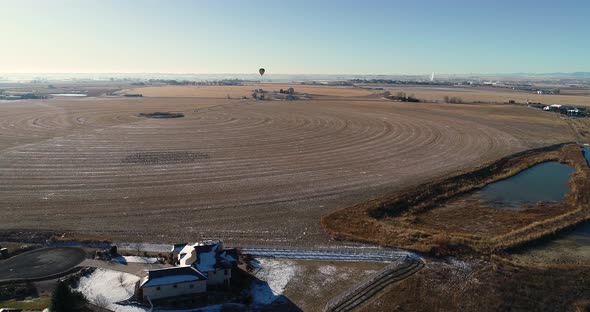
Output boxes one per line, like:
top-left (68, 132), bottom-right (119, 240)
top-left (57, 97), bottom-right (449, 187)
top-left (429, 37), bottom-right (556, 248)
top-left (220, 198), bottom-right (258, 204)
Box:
top-left (542, 104), bottom-right (585, 116)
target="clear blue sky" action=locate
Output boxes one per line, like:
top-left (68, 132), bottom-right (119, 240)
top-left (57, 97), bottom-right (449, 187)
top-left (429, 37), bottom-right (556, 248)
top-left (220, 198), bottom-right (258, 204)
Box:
top-left (2, 0), bottom-right (589, 74)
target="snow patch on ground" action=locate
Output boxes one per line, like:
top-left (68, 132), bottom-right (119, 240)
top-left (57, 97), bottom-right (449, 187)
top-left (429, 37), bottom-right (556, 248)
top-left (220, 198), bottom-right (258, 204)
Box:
top-left (111, 303), bottom-right (244, 312)
top-left (318, 265), bottom-right (337, 276)
top-left (113, 255), bottom-right (159, 264)
top-left (250, 258), bottom-right (297, 305)
top-left (448, 257), bottom-right (471, 272)
top-left (111, 305), bottom-right (149, 312)
top-left (75, 268), bottom-right (140, 310)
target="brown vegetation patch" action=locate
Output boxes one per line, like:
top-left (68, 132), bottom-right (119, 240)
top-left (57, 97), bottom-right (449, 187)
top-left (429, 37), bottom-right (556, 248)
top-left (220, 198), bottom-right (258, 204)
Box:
top-left (322, 143), bottom-right (590, 256)
top-left (357, 259), bottom-right (590, 312)
top-left (415, 200), bottom-right (572, 237)
top-left (122, 151), bottom-right (209, 165)
top-left (138, 112), bottom-right (184, 118)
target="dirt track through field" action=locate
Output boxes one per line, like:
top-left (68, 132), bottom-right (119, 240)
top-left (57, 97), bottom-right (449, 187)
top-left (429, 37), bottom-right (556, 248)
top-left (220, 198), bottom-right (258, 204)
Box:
top-left (0, 96), bottom-right (575, 245)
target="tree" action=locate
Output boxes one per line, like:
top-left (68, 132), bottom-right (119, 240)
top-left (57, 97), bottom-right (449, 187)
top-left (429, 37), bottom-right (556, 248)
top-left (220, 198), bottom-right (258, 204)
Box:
top-left (50, 281), bottom-right (89, 312)
top-left (133, 242), bottom-right (144, 256)
top-left (117, 272), bottom-right (126, 287)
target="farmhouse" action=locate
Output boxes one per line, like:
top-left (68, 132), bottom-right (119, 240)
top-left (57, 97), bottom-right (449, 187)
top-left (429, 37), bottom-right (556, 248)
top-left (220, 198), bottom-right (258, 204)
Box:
top-left (139, 266), bottom-right (207, 301)
top-left (140, 240), bottom-right (238, 302)
top-left (177, 240), bottom-right (238, 287)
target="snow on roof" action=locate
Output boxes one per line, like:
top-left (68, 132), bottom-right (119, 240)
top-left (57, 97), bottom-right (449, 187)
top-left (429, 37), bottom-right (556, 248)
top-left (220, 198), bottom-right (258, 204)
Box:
top-left (141, 266), bottom-right (206, 288)
top-left (178, 240), bottom-right (237, 272)
top-left (196, 248), bottom-right (217, 272)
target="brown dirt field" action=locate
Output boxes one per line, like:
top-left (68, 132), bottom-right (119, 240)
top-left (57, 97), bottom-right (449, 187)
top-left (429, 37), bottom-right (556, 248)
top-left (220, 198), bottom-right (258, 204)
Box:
top-left (564, 117), bottom-right (590, 143)
top-left (278, 260), bottom-right (386, 312)
top-left (375, 85), bottom-right (590, 106)
top-left (0, 89), bottom-right (579, 245)
top-left (322, 144), bottom-right (590, 255)
top-left (357, 258), bottom-right (590, 312)
top-left (129, 84), bottom-right (378, 98)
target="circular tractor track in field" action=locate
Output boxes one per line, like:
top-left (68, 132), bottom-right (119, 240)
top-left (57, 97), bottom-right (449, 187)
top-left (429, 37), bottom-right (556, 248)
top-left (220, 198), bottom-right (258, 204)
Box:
top-left (0, 98), bottom-right (523, 246)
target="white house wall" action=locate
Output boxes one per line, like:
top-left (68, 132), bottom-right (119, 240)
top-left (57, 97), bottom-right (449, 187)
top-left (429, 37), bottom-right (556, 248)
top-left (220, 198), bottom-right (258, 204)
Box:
top-left (206, 269), bottom-right (231, 286)
top-left (142, 280), bottom-right (206, 300)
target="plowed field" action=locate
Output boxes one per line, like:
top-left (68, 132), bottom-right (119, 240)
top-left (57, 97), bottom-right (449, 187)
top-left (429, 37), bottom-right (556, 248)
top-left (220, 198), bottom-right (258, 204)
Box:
top-left (0, 90), bottom-right (576, 245)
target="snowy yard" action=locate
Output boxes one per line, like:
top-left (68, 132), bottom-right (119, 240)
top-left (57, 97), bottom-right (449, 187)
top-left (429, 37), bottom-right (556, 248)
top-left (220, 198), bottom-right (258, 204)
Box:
top-left (113, 255), bottom-right (159, 264)
top-left (110, 303), bottom-right (244, 312)
top-left (74, 268), bottom-right (140, 310)
top-left (250, 258), bottom-right (298, 305)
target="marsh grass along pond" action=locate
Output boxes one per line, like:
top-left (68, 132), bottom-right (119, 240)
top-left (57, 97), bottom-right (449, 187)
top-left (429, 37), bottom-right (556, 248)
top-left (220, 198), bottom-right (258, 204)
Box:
top-left (475, 161), bottom-right (574, 208)
top-left (584, 146), bottom-right (590, 166)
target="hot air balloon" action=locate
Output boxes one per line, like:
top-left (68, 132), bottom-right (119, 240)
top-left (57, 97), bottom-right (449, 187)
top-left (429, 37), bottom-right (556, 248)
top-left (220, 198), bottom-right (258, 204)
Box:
top-left (259, 68), bottom-right (265, 76)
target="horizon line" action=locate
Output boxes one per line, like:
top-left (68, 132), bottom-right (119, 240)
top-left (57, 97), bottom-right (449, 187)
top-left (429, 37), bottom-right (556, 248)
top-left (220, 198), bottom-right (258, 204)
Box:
top-left (1, 71), bottom-right (589, 76)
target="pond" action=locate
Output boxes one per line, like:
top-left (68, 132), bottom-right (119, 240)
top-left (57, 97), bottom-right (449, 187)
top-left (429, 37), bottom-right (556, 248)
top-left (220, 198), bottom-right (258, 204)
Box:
top-left (509, 147), bottom-right (589, 264)
top-left (475, 161), bottom-right (574, 208)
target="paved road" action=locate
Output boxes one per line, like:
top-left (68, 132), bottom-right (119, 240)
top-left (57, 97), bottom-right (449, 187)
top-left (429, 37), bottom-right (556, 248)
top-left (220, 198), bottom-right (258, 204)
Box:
top-left (81, 259), bottom-right (170, 277)
top-left (0, 247), bottom-right (85, 282)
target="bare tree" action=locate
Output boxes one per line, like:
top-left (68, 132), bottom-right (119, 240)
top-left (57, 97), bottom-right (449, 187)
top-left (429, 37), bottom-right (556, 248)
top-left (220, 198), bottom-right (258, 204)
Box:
top-left (117, 272), bottom-right (126, 287)
top-left (133, 242), bottom-right (144, 256)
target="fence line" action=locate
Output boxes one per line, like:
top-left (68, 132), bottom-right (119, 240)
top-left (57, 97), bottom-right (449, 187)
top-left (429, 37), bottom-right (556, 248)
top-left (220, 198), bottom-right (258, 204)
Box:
top-left (324, 256), bottom-right (424, 312)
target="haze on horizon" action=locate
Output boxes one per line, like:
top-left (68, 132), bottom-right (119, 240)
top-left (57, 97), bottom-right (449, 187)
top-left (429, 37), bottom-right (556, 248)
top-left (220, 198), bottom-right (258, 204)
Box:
top-left (2, 0), bottom-right (589, 75)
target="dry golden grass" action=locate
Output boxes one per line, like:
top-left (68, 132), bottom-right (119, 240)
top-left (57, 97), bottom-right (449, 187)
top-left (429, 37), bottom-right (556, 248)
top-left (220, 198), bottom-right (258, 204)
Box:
top-left (357, 259), bottom-right (590, 312)
top-left (280, 260), bottom-right (386, 312)
top-left (129, 84), bottom-right (377, 98)
top-left (378, 86), bottom-right (590, 106)
top-left (565, 117), bottom-right (590, 143)
top-left (321, 143), bottom-right (590, 256)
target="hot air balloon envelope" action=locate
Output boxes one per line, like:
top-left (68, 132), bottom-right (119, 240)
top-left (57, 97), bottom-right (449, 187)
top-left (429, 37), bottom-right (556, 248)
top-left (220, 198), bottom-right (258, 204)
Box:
top-left (259, 68), bottom-right (265, 76)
